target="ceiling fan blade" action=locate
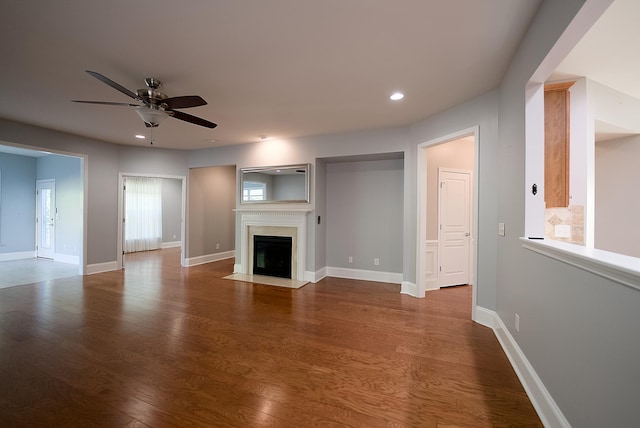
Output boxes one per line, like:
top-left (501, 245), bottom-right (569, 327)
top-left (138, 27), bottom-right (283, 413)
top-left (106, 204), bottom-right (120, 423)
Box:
top-left (163, 95), bottom-right (207, 109)
top-left (72, 100), bottom-right (140, 106)
top-left (169, 110), bottom-right (217, 129)
top-left (85, 70), bottom-right (139, 100)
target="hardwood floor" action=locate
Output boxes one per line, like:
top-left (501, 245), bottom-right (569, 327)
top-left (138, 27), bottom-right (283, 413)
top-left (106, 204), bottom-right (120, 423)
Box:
top-left (0, 248), bottom-right (541, 427)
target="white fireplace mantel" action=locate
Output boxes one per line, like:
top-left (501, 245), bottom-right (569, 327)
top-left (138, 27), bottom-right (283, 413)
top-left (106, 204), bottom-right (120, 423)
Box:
top-left (234, 208), bottom-right (311, 281)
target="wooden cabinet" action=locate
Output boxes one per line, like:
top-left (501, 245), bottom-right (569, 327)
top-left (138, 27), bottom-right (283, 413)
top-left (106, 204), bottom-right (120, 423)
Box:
top-left (544, 81), bottom-right (574, 208)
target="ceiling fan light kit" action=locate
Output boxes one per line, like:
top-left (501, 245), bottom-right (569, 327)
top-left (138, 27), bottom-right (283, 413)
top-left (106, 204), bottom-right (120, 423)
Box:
top-left (73, 70), bottom-right (217, 133)
top-left (134, 105), bottom-right (168, 128)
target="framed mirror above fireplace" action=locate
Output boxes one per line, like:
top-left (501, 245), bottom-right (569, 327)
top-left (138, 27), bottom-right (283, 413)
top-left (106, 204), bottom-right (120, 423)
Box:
top-left (240, 164), bottom-right (310, 204)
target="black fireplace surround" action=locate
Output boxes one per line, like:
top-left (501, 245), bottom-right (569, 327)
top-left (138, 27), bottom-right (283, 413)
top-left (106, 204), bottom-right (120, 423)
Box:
top-left (253, 235), bottom-right (293, 279)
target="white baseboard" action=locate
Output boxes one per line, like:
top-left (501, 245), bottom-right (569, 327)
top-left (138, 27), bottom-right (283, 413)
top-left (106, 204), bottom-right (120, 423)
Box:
top-left (86, 261), bottom-right (118, 274)
top-left (478, 306), bottom-right (570, 428)
top-left (0, 251), bottom-right (35, 261)
top-left (305, 267), bottom-right (326, 283)
top-left (473, 305), bottom-right (496, 328)
top-left (185, 250), bottom-right (235, 267)
top-left (425, 278), bottom-right (440, 291)
top-left (54, 253), bottom-right (80, 265)
top-left (161, 241), bottom-right (181, 249)
top-left (326, 266), bottom-right (403, 284)
top-left (401, 281), bottom-right (423, 297)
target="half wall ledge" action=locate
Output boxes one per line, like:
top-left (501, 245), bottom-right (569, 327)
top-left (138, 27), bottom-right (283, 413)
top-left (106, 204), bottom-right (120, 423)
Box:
top-left (520, 237), bottom-right (640, 292)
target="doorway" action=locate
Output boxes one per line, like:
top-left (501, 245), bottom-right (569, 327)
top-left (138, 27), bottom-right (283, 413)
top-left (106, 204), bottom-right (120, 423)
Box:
top-left (117, 173), bottom-right (186, 269)
top-left (36, 179), bottom-right (55, 259)
top-left (417, 128), bottom-right (478, 317)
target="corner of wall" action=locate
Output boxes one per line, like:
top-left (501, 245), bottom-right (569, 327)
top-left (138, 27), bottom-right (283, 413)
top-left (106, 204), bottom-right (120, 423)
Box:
top-left (478, 306), bottom-right (571, 428)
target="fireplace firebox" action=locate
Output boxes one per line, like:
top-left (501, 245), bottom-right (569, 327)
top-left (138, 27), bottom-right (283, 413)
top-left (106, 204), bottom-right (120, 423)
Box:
top-left (253, 235), bottom-right (293, 279)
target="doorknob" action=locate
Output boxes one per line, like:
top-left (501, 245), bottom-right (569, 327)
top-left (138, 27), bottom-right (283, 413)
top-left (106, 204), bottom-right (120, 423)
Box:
top-left (465, 233), bottom-right (470, 237)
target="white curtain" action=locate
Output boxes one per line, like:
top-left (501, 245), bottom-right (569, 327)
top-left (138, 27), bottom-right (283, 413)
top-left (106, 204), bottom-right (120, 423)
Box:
top-left (125, 176), bottom-right (162, 253)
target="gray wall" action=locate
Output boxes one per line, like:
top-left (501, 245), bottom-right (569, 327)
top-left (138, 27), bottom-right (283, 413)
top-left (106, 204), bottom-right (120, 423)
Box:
top-left (409, 91), bottom-right (500, 308)
top-left (595, 135), bottom-right (640, 258)
top-left (189, 127), bottom-right (410, 274)
top-left (0, 1), bottom-right (637, 424)
top-left (0, 153), bottom-right (36, 253)
top-left (188, 165), bottom-right (236, 258)
top-left (161, 178), bottom-right (182, 243)
top-left (37, 154), bottom-right (82, 258)
top-left (0, 120), bottom-right (118, 265)
top-left (326, 159), bottom-right (404, 273)
top-left (496, 0), bottom-right (638, 426)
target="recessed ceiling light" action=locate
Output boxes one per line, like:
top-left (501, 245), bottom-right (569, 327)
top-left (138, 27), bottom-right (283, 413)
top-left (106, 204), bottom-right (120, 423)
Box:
top-left (135, 134), bottom-right (146, 139)
top-left (390, 92), bottom-right (405, 101)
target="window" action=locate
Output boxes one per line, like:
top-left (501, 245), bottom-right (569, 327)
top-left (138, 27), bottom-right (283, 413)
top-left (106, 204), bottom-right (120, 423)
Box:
top-left (242, 181), bottom-right (266, 201)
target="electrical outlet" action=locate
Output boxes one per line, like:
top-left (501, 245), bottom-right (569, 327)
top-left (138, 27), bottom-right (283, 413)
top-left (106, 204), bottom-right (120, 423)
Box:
top-left (498, 223), bottom-right (505, 236)
top-left (555, 224), bottom-right (571, 238)
top-left (216, 243), bottom-right (220, 250)
top-left (172, 234), bottom-right (177, 239)
top-left (374, 258), bottom-right (380, 266)
top-left (348, 256), bottom-right (353, 264)
top-left (515, 313), bottom-right (520, 332)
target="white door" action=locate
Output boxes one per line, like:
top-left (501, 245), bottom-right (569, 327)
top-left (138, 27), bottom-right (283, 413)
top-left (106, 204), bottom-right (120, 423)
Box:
top-left (438, 169), bottom-right (471, 287)
top-left (36, 179), bottom-right (56, 259)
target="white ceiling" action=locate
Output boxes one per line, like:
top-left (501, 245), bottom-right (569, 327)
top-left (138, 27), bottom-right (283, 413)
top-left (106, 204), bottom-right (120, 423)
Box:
top-left (0, 0), bottom-right (543, 151)
top-left (549, 0), bottom-right (640, 142)
top-left (551, 0), bottom-right (640, 99)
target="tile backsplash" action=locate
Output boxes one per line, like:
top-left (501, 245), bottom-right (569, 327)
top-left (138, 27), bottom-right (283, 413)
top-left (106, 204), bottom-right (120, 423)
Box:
top-left (544, 205), bottom-right (584, 245)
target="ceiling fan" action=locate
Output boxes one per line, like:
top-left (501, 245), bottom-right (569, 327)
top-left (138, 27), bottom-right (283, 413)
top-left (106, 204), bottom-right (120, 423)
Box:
top-left (72, 70), bottom-right (217, 129)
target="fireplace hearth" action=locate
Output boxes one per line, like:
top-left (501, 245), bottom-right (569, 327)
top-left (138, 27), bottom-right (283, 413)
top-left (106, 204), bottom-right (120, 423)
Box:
top-left (253, 235), bottom-right (293, 279)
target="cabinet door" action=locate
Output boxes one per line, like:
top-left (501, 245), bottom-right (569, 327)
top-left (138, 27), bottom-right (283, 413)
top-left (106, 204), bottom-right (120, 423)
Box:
top-left (544, 82), bottom-right (573, 208)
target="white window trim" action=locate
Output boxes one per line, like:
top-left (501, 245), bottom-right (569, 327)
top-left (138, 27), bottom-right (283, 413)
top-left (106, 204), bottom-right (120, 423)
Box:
top-left (521, 237), bottom-right (640, 292)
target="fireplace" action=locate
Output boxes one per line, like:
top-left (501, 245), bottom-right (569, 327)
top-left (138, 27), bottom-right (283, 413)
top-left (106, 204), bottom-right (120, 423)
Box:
top-left (235, 209), bottom-right (310, 283)
top-left (253, 235), bottom-right (292, 278)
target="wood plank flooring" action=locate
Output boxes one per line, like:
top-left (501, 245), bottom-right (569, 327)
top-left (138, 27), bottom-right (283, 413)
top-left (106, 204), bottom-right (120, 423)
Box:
top-left (0, 248), bottom-right (541, 427)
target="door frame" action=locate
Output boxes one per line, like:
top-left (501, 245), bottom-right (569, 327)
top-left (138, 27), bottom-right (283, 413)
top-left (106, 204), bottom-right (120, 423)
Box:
top-left (117, 172), bottom-right (187, 269)
top-left (437, 167), bottom-right (472, 287)
top-left (416, 126), bottom-right (479, 319)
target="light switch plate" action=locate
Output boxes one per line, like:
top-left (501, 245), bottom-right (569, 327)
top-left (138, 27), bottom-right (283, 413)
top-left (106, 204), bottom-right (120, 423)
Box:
top-left (498, 223), bottom-right (505, 236)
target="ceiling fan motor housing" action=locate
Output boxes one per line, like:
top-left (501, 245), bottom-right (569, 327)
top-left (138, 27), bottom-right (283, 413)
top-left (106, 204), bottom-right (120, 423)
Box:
top-left (137, 87), bottom-right (168, 107)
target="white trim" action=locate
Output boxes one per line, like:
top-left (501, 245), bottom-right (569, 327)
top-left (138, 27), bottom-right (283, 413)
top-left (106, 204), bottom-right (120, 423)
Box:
top-left (118, 173), bottom-right (187, 270)
top-left (521, 237), bottom-right (640, 291)
top-left (400, 281), bottom-right (419, 297)
top-left (0, 251), bottom-right (35, 261)
top-left (184, 250), bottom-right (235, 267)
top-left (473, 305), bottom-right (495, 328)
top-left (305, 267), bottom-right (326, 283)
top-left (161, 241), bottom-right (181, 249)
top-left (425, 240), bottom-right (439, 291)
top-left (237, 210), bottom-right (309, 281)
top-left (0, 141), bottom-right (86, 275)
top-left (86, 261), bottom-right (118, 274)
top-left (53, 253), bottom-right (80, 264)
top-left (35, 178), bottom-right (56, 260)
top-left (326, 266), bottom-right (403, 284)
top-left (489, 309), bottom-right (571, 428)
top-left (416, 126), bottom-right (479, 309)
